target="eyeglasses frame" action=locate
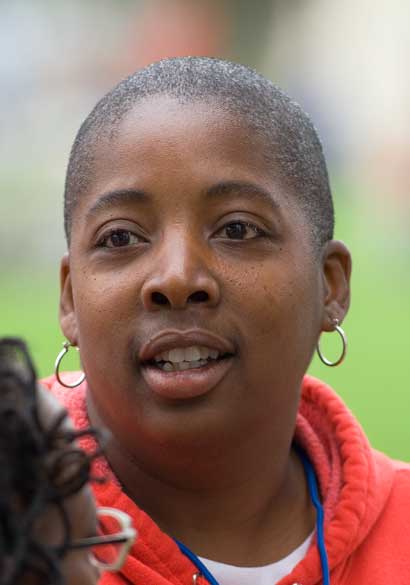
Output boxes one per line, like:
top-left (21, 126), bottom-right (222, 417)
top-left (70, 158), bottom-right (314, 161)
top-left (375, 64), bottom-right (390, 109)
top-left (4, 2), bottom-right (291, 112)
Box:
top-left (66, 507), bottom-right (137, 572)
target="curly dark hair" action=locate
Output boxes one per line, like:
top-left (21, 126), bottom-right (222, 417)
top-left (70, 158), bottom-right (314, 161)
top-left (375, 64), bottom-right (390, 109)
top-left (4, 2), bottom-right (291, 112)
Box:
top-left (0, 338), bottom-right (101, 585)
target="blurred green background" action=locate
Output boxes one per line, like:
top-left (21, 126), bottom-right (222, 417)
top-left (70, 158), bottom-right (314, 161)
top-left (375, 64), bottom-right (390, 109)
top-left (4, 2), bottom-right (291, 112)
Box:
top-left (1, 0), bottom-right (409, 460)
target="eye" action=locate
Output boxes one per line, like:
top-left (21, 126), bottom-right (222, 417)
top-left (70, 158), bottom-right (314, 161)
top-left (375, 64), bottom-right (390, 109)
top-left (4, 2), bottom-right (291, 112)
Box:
top-left (215, 221), bottom-right (266, 241)
top-left (97, 229), bottom-right (143, 248)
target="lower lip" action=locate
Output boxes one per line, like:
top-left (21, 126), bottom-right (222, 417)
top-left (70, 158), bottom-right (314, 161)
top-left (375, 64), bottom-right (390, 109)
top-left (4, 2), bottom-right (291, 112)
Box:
top-left (141, 358), bottom-right (234, 400)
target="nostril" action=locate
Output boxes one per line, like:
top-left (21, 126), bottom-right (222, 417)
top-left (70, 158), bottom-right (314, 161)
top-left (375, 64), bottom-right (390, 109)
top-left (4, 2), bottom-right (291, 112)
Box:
top-left (151, 292), bottom-right (169, 306)
top-left (188, 290), bottom-right (209, 304)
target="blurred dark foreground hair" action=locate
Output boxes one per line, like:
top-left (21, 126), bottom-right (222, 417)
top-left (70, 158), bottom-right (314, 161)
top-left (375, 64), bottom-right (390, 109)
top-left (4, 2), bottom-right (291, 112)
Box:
top-left (0, 338), bottom-right (101, 585)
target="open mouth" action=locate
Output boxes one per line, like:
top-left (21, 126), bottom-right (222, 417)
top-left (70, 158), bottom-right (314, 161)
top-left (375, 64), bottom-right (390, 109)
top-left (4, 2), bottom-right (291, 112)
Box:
top-left (144, 345), bottom-right (232, 373)
top-left (139, 331), bottom-right (236, 399)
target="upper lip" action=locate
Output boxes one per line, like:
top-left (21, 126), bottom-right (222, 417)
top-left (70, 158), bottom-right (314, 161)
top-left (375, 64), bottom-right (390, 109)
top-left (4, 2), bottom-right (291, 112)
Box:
top-left (139, 329), bottom-right (235, 362)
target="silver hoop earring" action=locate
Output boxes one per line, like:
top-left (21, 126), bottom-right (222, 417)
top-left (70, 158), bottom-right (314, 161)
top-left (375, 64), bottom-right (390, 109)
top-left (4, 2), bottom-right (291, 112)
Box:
top-left (316, 318), bottom-right (347, 367)
top-left (54, 341), bottom-right (86, 388)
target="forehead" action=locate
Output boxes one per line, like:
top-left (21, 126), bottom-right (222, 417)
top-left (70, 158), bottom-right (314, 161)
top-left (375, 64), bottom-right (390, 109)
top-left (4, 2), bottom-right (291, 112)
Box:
top-left (119, 95), bottom-right (256, 145)
top-left (84, 96), bottom-right (294, 203)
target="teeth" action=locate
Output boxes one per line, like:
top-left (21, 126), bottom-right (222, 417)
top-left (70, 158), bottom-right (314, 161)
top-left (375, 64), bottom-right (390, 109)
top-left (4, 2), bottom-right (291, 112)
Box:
top-left (157, 359), bottom-right (209, 372)
top-left (184, 346), bottom-right (201, 361)
top-left (179, 362), bottom-right (191, 371)
top-left (154, 345), bottom-right (221, 364)
top-left (199, 346), bottom-right (210, 359)
top-left (168, 348), bottom-right (185, 362)
top-left (151, 344), bottom-right (225, 372)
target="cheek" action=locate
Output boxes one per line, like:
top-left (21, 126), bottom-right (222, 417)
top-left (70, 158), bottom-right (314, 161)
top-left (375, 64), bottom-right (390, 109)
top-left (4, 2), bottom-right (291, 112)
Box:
top-left (71, 265), bottom-right (144, 388)
top-left (230, 261), bottom-right (320, 364)
top-left (73, 266), bottom-right (138, 337)
top-left (231, 261), bottom-right (313, 322)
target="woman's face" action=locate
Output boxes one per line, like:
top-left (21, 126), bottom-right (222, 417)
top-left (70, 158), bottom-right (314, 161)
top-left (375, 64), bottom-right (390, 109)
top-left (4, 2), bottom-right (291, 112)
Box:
top-left (60, 97), bottom-right (349, 467)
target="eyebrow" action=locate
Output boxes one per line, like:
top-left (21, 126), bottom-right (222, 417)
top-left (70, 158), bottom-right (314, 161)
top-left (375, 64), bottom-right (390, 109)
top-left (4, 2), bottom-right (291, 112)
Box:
top-left (86, 188), bottom-right (149, 218)
top-left (204, 181), bottom-right (280, 211)
top-left (85, 180), bottom-right (279, 219)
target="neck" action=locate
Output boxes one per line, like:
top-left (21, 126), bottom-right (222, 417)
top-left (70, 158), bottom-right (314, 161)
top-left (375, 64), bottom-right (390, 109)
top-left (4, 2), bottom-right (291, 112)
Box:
top-left (103, 429), bottom-right (315, 566)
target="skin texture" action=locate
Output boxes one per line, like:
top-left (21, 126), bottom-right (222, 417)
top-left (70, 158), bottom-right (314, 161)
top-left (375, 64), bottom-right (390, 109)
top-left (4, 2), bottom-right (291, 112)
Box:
top-left (60, 96), bottom-right (351, 565)
top-left (24, 387), bottom-right (100, 585)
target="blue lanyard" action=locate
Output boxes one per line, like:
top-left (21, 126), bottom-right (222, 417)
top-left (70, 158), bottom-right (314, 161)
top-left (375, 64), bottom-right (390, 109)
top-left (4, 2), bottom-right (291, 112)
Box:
top-left (175, 539), bottom-right (221, 585)
top-left (298, 447), bottom-right (330, 585)
top-left (174, 447), bottom-right (330, 585)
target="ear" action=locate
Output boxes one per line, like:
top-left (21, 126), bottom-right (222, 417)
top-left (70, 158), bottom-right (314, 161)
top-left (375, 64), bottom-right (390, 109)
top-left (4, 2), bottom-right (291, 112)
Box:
top-left (59, 253), bottom-right (78, 345)
top-left (320, 240), bottom-right (352, 332)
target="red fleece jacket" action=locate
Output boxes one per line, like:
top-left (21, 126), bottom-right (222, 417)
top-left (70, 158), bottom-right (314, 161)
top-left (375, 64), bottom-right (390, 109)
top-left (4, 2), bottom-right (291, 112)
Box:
top-left (43, 374), bottom-right (410, 585)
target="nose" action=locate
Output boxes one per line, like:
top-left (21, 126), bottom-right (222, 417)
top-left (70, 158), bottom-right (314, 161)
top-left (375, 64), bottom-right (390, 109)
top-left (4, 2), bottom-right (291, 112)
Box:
top-left (141, 234), bottom-right (220, 311)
